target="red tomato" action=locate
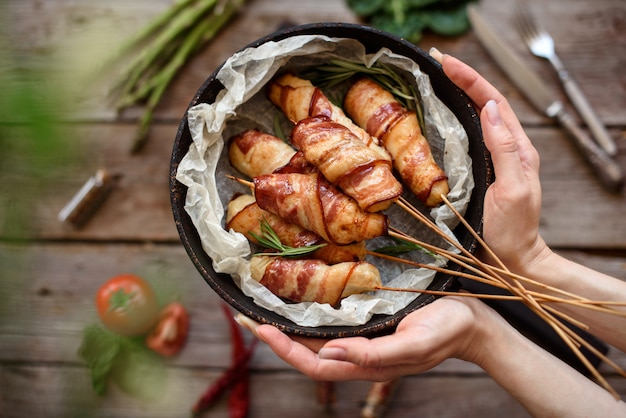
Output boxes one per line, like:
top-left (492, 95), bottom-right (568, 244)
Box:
top-left (95, 274), bottom-right (159, 337)
top-left (146, 302), bottom-right (190, 357)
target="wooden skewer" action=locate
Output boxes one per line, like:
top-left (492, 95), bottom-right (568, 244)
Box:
top-left (395, 193), bottom-right (625, 397)
top-left (373, 286), bottom-right (525, 301)
top-left (231, 174), bottom-right (626, 310)
top-left (228, 174), bottom-right (254, 189)
top-left (227, 174), bottom-right (626, 396)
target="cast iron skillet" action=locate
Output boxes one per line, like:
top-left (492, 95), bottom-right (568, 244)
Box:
top-left (170, 22), bottom-right (493, 338)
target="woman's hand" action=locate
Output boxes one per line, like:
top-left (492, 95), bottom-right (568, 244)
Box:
top-left (234, 51), bottom-right (626, 417)
top-left (243, 296), bottom-right (494, 382)
top-left (431, 49), bottom-right (551, 275)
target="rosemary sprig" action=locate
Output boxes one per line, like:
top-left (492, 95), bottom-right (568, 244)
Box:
top-left (272, 114), bottom-right (287, 142)
top-left (300, 59), bottom-right (425, 131)
top-left (248, 218), bottom-right (326, 258)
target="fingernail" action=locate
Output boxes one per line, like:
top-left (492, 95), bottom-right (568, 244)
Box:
top-left (318, 347), bottom-right (347, 361)
top-left (484, 100), bottom-right (503, 126)
top-left (234, 313), bottom-right (259, 334)
top-left (429, 47), bottom-right (446, 64)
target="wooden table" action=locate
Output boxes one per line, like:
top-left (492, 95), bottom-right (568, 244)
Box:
top-left (1, 0), bottom-right (625, 416)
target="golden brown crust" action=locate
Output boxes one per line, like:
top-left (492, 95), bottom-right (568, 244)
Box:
top-left (268, 73), bottom-right (391, 161)
top-left (226, 194), bottom-right (366, 264)
top-left (291, 116), bottom-right (402, 212)
top-left (254, 172), bottom-right (388, 245)
top-left (344, 77), bottom-right (450, 207)
top-left (226, 194), bottom-right (320, 248)
top-left (249, 256), bottom-right (381, 305)
top-left (228, 129), bottom-right (296, 178)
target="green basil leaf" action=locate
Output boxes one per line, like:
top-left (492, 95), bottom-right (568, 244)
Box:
top-left (405, 0), bottom-right (441, 8)
top-left (424, 5), bottom-right (471, 36)
top-left (347, 0), bottom-right (387, 16)
top-left (77, 325), bottom-right (122, 395)
top-left (110, 338), bottom-right (167, 401)
top-left (371, 14), bottom-right (427, 43)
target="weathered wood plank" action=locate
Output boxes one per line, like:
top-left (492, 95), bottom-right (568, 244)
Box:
top-left (1, 241), bottom-right (626, 415)
top-left (3, 0), bottom-right (625, 126)
top-left (535, 128), bottom-right (626, 249)
top-left (1, 242), bottom-right (624, 366)
top-left (1, 0), bottom-right (625, 417)
top-left (0, 365), bottom-right (537, 418)
top-left (2, 364), bottom-right (625, 418)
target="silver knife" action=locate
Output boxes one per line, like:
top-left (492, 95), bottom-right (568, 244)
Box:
top-left (467, 5), bottom-right (624, 192)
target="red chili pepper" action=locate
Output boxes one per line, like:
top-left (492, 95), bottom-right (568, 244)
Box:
top-left (316, 380), bottom-right (336, 408)
top-left (222, 304), bottom-right (250, 418)
top-left (191, 304), bottom-right (256, 417)
top-left (228, 367), bottom-right (250, 418)
top-left (190, 341), bottom-right (257, 416)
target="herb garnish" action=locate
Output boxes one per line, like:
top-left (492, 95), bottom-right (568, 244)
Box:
top-left (248, 218), bottom-right (327, 258)
top-left (301, 59), bottom-right (425, 130)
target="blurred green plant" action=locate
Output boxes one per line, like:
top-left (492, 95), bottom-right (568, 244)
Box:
top-left (0, 4), bottom-right (76, 328)
top-left (0, 52), bottom-right (73, 239)
top-left (107, 0), bottom-right (249, 153)
top-left (78, 324), bottom-right (167, 399)
top-left (346, 0), bottom-right (476, 43)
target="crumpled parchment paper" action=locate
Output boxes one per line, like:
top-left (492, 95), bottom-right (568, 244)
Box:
top-left (176, 34), bottom-right (474, 327)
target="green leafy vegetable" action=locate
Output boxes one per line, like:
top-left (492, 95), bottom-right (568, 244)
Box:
top-left (78, 324), bottom-right (165, 398)
top-left (249, 218), bottom-right (327, 258)
top-left (106, 0), bottom-right (249, 153)
top-left (346, 0), bottom-right (474, 43)
top-left (78, 325), bottom-right (123, 395)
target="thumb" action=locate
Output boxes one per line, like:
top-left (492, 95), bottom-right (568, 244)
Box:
top-left (481, 100), bottom-right (528, 187)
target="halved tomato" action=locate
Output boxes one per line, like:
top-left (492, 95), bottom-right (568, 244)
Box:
top-left (146, 302), bottom-right (190, 357)
top-left (95, 274), bottom-right (159, 337)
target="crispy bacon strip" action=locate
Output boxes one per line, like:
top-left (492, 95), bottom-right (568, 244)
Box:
top-left (227, 194), bottom-right (319, 248)
top-left (249, 256), bottom-right (382, 305)
top-left (254, 172), bottom-right (388, 245)
top-left (274, 151), bottom-right (317, 174)
top-left (291, 116), bottom-right (402, 212)
top-left (228, 129), bottom-right (296, 178)
top-left (344, 77), bottom-right (450, 207)
top-left (267, 73), bottom-right (391, 162)
top-left (226, 194), bottom-right (366, 264)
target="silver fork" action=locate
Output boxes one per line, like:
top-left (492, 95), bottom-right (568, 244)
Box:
top-left (516, 1), bottom-right (618, 156)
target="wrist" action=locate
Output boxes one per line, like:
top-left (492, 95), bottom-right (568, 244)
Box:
top-left (452, 297), bottom-right (505, 365)
top-left (500, 235), bottom-right (553, 280)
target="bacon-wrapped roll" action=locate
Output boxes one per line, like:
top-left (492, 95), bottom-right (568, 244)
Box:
top-left (250, 256), bottom-right (381, 305)
top-left (228, 129), bottom-right (296, 178)
top-left (344, 77), bottom-right (450, 207)
top-left (267, 73), bottom-right (391, 162)
top-left (227, 194), bottom-right (319, 247)
top-left (274, 151), bottom-right (317, 175)
top-left (254, 172), bottom-right (388, 245)
top-left (291, 116), bottom-right (402, 212)
top-left (226, 194), bottom-right (366, 264)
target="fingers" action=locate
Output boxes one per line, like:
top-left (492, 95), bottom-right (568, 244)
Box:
top-left (235, 314), bottom-right (412, 381)
top-left (481, 100), bottom-right (528, 188)
top-left (236, 314), bottom-right (372, 379)
top-left (256, 324), bottom-right (380, 380)
top-left (429, 48), bottom-right (540, 181)
top-left (430, 47), bottom-right (503, 111)
top-left (430, 48), bottom-right (526, 140)
top-left (320, 333), bottom-right (414, 368)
